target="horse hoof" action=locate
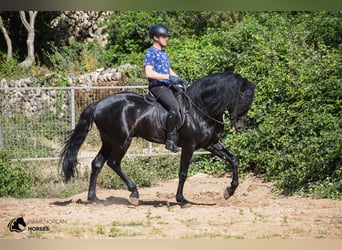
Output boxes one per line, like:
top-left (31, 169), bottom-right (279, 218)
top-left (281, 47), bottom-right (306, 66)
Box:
top-left (128, 196), bottom-right (140, 206)
top-left (87, 196), bottom-right (99, 203)
top-left (178, 199), bottom-right (192, 208)
top-left (181, 202), bottom-right (192, 208)
top-left (224, 189), bottom-right (231, 200)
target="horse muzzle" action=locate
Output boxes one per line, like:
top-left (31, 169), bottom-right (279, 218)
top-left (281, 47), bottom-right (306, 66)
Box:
top-left (231, 120), bottom-right (245, 132)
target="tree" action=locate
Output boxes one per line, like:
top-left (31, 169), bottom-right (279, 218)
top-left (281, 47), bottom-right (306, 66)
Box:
top-left (19, 11), bottom-right (38, 67)
top-left (0, 15), bottom-right (12, 60)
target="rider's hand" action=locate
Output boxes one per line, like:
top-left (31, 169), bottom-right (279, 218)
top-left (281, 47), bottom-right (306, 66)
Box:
top-left (178, 78), bottom-right (189, 86)
top-left (169, 75), bottom-right (188, 86)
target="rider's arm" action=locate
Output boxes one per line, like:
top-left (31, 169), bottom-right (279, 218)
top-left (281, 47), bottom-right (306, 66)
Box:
top-left (145, 65), bottom-right (170, 80)
top-left (170, 68), bottom-right (178, 77)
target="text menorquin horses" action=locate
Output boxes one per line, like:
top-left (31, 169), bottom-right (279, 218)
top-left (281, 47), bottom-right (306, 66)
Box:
top-left (61, 72), bottom-right (256, 207)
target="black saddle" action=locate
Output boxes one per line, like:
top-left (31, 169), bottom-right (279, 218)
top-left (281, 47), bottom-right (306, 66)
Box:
top-left (144, 89), bottom-right (189, 130)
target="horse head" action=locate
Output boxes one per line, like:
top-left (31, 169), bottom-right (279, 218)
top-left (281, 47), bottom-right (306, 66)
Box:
top-left (229, 78), bottom-right (257, 132)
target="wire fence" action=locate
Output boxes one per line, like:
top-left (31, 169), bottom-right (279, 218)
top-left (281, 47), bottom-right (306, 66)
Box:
top-left (0, 86), bottom-right (162, 161)
top-left (1, 85), bottom-right (210, 162)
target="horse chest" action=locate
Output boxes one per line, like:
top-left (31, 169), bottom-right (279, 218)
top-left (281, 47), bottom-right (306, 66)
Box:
top-left (180, 119), bottom-right (223, 146)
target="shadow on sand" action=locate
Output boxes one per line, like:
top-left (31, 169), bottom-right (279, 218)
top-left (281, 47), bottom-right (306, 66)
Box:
top-left (50, 196), bottom-right (216, 207)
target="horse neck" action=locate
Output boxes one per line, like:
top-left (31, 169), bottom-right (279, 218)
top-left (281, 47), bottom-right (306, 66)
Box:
top-left (188, 83), bottom-right (239, 118)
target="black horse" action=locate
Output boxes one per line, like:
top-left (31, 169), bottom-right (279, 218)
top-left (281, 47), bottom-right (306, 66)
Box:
top-left (61, 72), bottom-right (256, 207)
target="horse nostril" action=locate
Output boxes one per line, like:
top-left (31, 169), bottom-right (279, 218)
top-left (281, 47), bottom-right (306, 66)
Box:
top-left (235, 126), bottom-right (243, 132)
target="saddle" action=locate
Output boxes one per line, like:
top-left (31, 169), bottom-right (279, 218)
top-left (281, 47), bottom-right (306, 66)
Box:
top-left (144, 88), bottom-right (189, 130)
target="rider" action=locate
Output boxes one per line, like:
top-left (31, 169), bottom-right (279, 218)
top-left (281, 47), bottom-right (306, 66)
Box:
top-left (144, 24), bottom-right (187, 153)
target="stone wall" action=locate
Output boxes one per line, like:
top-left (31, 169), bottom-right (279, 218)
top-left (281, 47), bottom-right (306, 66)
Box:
top-left (50, 11), bottom-right (112, 47)
top-left (0, 64), bottom-right (137, 118)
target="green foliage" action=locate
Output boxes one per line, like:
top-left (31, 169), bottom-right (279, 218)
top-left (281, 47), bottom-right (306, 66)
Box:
top-left (104, 11), bottom-right (244, 67)
top-left (1, 11), bottom-right (340, 198)
top-left (190, 154), bottom-right (227, 176)
top-left (0, 53), bottom-right (33, 79)
top-left (167, 36), bottom-right (231, 81)
top-left (1, 112), bottom-right (64, 159)
top-left (309, 178), bottom-right (342, 199)
top-left (187, 12), bottom-right (342, 198)
top-left (36, 72), bottom-right (70, 87)
top-left (45, 40), bottom-right (108, 73)
top-left (196, 12), bottom-right (341, 197)
top-left (105, 11), bottom-right (165, 62)
top-left (0, 151), bottom-right (32, 197)
top-left (98, 156), bottom-right (179, 189)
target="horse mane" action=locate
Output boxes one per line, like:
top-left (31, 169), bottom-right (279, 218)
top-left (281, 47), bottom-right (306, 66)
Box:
top-left (187, 72), bottom-right (248, 116)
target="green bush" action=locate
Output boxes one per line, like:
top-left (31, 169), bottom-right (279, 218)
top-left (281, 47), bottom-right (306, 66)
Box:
top-left (98, 156), bottom-right (179, 189)
top-left (1, 11), bottom-right (340, 199)
top-left (197, 12), bottom-right (341, 197)
top-left (104, 11), bottom-right (244, 67)
top-left (45, 40), bottom-right (109, 74)
top-left (167, 36), bottom-right (231, 82)
top-left (0, 53), bottom-right (33, 79)
top-left (0, 151), bottom-right (32, 197)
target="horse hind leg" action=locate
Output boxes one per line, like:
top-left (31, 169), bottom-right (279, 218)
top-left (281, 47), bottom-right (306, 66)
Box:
top-left (107, 140), bottom-right (140, 206)
top-left (87, 143), bottom-right (111, 201)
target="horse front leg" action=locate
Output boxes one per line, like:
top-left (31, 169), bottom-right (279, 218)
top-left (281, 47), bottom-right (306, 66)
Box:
top-left (206, 142), bottom-right (239, 199)
top-left (176, 146), bottom-right (194, 208)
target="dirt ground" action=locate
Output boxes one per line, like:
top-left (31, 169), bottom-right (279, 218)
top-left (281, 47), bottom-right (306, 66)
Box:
top-left (1, 173), bottom-right (341, 239)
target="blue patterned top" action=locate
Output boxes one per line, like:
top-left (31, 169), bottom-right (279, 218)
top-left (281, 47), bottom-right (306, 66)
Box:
top-left (144, 46), bottom-right (171, 87)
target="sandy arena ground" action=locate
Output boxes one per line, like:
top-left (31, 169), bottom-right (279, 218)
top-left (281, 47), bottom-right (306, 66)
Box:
top-left (1, 173), bottom-right (341, 239)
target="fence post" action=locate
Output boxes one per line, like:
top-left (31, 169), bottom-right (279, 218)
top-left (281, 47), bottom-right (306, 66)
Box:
top-left (148, 142), bottom-right (152, 154)
top-left (71, 88), bottom-right (76, 130)
top-left (0, 122), bottom-right (3, 150)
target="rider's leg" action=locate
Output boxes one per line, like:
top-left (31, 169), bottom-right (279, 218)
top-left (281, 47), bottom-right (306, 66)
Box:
top-left (150, 86), bottom-right (180, 153)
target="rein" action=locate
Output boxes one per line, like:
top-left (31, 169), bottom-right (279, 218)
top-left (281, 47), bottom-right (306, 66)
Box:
top-left (180, 88), bottom-right (226, 125)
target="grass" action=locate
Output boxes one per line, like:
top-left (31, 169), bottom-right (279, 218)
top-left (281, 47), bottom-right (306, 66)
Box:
top-left (96, 224), bottom-right (106, 235)
top-left (182, 232), bottom-right (245, 239)
top-left (257, 233), bottom-right (281, 239)
top-left (249, 208), bottom-right (268, 223)
top-left (182, 218), bottom-right (200, 227)
top-left (106, 221), bottom-right (146, 238)
top-left (1, 152), bottom-right (183, 199)
top-left (316, 230), bottom-right (327, 239)
top-left (282, 216), bottom-right (288, 225)
top-left (109, 223), bottom-right (121, 238)
top-left (27, 231), bottom-right (46, 239)
top-left (121, 221), bottom-right (145, 227)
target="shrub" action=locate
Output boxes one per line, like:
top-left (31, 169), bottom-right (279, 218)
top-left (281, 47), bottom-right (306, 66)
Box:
top-left (196, 12), bottom-right (341, 197)
top-left (45, 40), bottom-right (108, 74)
top-left (0, 151), bottom-right (32, 197)
top-left (97, 156), bottom-right (180, 189)
top-left (0, 52), bottom-right (33, 79)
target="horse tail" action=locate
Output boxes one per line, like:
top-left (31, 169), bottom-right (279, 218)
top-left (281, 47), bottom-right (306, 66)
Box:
top-left (60, 102), bottom-right (97, 181)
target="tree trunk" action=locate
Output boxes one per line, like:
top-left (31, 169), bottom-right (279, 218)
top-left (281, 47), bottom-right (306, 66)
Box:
top-left (0, 16), bottom-right (12, 60)
top-left (19, 11), bottom-right (38, 67)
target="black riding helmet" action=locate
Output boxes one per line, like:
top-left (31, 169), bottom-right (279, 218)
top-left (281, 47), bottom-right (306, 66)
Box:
top-left (149, 24), bottom-right (171, 39)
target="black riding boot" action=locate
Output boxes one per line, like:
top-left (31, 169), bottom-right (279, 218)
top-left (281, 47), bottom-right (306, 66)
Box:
top-left (165, 112), bottom-right (179, 153)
